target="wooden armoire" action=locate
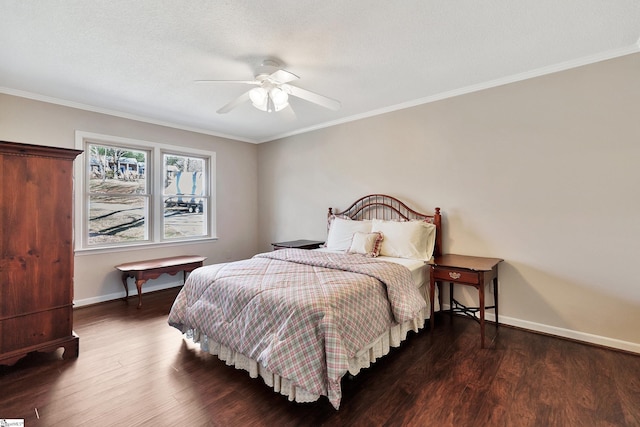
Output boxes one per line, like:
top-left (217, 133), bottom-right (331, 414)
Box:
top-left (0, 141), bottom-right (82, 365)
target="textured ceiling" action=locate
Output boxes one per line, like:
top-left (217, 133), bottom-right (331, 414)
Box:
top-left (2, 1), bottom-right (640, 143)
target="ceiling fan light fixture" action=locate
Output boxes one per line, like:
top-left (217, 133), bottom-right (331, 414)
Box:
top-left (249, 86), bottom-right (288, 113)
top-left (207, 62), bottom-right (338, 114)
top-left (270, 87), bottom-right (288, 108)
top-left (249, 87), bottom-right (268, 111)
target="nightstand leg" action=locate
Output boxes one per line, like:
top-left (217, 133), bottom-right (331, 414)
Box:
top-left (429, 278), bottom-right (436, 334)
top-left (493, 276), bottom-right (499, 327)
top-left (449, 282), bottom-right (453, 316)
top-left (479, 280), bottom-right (485, 349)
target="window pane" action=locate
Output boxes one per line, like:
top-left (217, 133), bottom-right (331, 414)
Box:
top-left (89, 195), bottom-right (148, 245)
top-left (87, 143), bottom-right (149, 246)
top-left (89, 144), bottom-right (147, 194)
top-left (163, 153), bottom-right (207, 239)
top-left (163, 196), bottom-right (207, 239)
top-left (163, 154), bottom-right (205, 197)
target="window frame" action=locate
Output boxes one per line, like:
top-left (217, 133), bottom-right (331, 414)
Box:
top-left (74, 131), bottom-right (217, 253)
top-left (160, 149), bottom-right (210, 241)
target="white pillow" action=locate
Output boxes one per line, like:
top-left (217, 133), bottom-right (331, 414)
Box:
top-left (425, 223), bottom-right (437, 260)
top-left (347, 231), bottom-right (384, 257)
top-left (371, 219), bottom-right (436, 260)
top-left (325, 217), bottom-right (372, 251)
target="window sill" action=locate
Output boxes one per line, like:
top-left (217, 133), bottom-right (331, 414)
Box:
top-left (74, 236), bottom-right (219, 256)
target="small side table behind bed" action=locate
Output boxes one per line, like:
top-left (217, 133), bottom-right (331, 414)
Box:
top-left (428, 254), bottom-right (503, 348)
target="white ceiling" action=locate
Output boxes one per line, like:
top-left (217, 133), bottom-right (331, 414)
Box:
top-left (2, 1), bottom-right (640, 143)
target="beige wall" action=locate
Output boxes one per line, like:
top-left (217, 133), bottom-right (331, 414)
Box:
top-left (1, 93), bottom-right (259, 305)
top-left (257, 53), bottom-right (640, 352)
top-left (2, 52), bottom-right (638, 352)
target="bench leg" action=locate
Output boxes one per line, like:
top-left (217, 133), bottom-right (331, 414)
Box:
top-left (121, 273), bottom-right (130, 301)
top-left (135, 278), bottom-right (146, 309)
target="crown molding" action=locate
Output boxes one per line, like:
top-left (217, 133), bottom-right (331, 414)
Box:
top-left (264, 45), bottom-right (640, 143)
top-left (3, 44), bottom-right (639, 145)
top-left (0, 87), bottom-right (259, 144)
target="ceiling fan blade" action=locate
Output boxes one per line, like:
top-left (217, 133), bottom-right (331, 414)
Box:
top-left (284, 85), bottom-right (341, 111)
top-left (217, 90), bottom-right (251, 114)
top-left (269, 69), bottom-right (299, 84)
top-left (196, 79), bottom-right (259, 85)
top-left (281, 103), bottom-right (297, 121)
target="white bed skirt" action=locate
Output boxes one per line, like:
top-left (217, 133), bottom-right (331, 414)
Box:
top-left (183, 283), bottom-right (436, 405)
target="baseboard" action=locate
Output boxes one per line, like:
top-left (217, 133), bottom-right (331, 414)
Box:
top-left (441, 305), bottom-right (640, 355)
top-left (75, 291), bottom-right (640, 354)
top-left (73, 280), bottom-right (182, 308)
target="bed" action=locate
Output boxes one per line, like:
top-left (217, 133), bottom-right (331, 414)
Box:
top-left (168, 194), bottom-right (442, 409)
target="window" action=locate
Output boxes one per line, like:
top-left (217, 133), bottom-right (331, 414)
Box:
top-left (86, 144), bottom-right (150, 245)
top-left (75, 132), bottom-right (216, 251)
top-left (162, 153), bottom-right (207, 239)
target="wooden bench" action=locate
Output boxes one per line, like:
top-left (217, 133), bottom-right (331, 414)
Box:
top-left (115, 255), bottom-right (206, 308)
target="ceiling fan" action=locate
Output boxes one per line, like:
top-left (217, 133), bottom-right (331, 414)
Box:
top-left (196, 60), bottom-right (341, 114)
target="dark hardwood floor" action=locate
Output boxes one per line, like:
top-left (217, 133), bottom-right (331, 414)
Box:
top-left (1, 288), bottom-right (639, 426)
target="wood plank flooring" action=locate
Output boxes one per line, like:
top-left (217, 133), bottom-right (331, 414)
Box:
top-left (1, 288), bottom-right (639, 426)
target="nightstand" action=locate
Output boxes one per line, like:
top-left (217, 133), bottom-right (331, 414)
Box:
top-left (429, 254), bottom-right (503, 348)
top-left (271, 239), bottom-right (324, 250)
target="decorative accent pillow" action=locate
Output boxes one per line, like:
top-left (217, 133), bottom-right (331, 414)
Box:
top-left (347, 231), bottom-right (384, 257)
top-left (325, 217), bottom-right (372, 251)
top-left (371, 219), bottom-right (436, 260)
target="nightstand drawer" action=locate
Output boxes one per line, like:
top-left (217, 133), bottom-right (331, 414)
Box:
top-left (432, 267), bottom-right (480, 284)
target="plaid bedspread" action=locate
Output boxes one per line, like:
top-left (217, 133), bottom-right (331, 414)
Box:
top-left (168, 249), bottom-right (426, 408)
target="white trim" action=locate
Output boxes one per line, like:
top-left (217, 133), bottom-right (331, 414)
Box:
top-left (74, 281), bottom-right (182, 307)
top-left (74, 236), bottom-right (218, 256)
top-left (4, 45), bottom-right (639, 145)
top-left (264, 45), bottom-right (640, 143)
top-left (74, 292), bottom-right (640, 355)
top-left (0, 86), bottom-right (258, 144)
top-left (441, 304), bottom-right (640, 354)
top-left (499, 314), bottom-right (640, 355)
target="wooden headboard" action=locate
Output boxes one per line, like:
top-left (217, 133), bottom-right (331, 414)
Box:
top-left (328, 194), bottom-right (442, 257)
